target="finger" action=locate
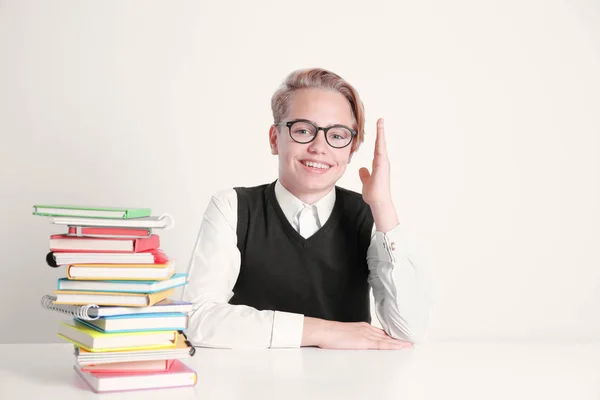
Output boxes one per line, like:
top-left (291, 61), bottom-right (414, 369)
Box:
top-left (358, 167), bottom-right (370, 185)
top-left (375, 339), bottom-right (413, 350)
top-left (375, 118), bottom-right (388, 157)
top-left (375, 334), bottom-right (414, 347)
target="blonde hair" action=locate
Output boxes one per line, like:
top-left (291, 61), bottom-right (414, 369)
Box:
top-left (271, 68), bottom-right (365, 153)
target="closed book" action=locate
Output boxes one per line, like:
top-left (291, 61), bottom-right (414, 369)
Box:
top-left (47, 249), bottom-right (169, 267)
top-left (74, 359), bottom-right (197, 393)
top-left (41, 296), bottom-right (192, 320)
top-left (75, 312), bottom-right (188, 333)
top-left (50, 234), bottom-right (159, 253)
top-left (67, 226), bottom-right (152, 238)
top-left (33, 205), bottom-right (151, 219)
top-left (53, 287), bottom-right (174, 307)
top-left (78, 359), bottom-right (175, 373)
top-left (76, 332), bottom-right (194, 365)
top-left (57, 320), bottom-right (178, 352)
top-left (52, 214), bottom-right (174, 229)
top-left (57, 273), bottom-right (187, 292)
top-left (66, 261), bottom-right (176, 281)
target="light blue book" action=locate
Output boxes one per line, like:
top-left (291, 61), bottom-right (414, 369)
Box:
top-left (57, 273), bottom-right (188, 293)
top-left (74, 312), bottom-right (188, 333)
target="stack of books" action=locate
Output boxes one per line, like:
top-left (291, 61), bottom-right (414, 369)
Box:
top-left (33, 205), bottom-right (198, 393)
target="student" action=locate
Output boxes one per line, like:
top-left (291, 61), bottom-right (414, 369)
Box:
top-left (182, 68), bottom-right (431, 349)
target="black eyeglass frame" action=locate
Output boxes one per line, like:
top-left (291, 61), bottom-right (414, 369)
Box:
top-left (275, 119), bottom-right (358, 149)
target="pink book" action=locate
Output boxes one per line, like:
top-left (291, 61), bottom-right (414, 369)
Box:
top-left (49, 234), bottom-right (159, 253)
top-left (67, 226), bottom-right (151, 238)
top-left (74, 359), bottom-right (197, 393)
top-left (80, 359), bottom-right (174, 373)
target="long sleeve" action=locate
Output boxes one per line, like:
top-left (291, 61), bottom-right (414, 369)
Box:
top-left (367, 223), bottom-right (432, 344)
top-left (181, 189), bottom-right (304, 349)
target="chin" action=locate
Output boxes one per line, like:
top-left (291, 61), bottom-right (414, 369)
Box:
top-left (299, 174), bottom-right (338, 191)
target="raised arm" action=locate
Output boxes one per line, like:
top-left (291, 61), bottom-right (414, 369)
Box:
top-left (359, 119), bottom-right (432, 343)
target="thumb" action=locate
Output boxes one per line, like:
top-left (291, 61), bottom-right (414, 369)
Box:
top-left (358, 167), bottom-right (371, 185)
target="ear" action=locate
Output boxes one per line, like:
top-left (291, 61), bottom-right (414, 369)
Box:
top-left (269, 125), bottom-right (279, 155)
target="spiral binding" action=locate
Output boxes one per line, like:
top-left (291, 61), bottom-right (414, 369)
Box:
top-left (40, 294), bottom-right (100, 320)
top-left (158, 213), bottom-right (175, 230)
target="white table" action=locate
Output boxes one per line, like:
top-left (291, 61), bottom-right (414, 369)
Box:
top-left (0, 342), bottom-right (598, 399)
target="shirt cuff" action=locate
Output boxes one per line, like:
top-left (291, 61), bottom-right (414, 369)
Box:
top-left (374, 223), bottom-right (409, 264)
top-left (270, 311), bottom-right (304, 348)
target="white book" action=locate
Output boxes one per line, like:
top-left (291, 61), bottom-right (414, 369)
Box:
top-left (79, 313), bottom-right (188, 332)
top-left (75, 332), bottom-right (194, 365)
top-left (41, 296), bottom-right (193, 320)
top-left (52, 252), bottom-right (158, 265)
top-left (52, 214), bottom-right (174, 229)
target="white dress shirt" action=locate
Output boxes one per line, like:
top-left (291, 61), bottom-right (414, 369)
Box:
top-left (182, 180), bottom-right (431, 348)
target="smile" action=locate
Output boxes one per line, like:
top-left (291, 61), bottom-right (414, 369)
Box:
top-left (301, 160), bottom-right (332, 170)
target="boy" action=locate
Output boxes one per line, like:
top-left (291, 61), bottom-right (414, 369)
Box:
top-left (182, 68), bottom-right (430, 349)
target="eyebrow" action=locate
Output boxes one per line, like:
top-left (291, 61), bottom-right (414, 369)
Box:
top-left (293, 118), bottom-right (353, 128)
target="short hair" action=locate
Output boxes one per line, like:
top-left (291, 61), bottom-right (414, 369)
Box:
top-left (271, 68), bottom-right (366, 153)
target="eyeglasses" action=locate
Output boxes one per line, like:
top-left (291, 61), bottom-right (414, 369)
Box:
top-left (275, 119), bottom-right (357, 149)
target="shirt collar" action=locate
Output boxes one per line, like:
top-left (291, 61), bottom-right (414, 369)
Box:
top-left (274, 180), bottom-right (336, 226)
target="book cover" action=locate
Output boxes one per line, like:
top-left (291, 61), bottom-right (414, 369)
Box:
top-left (57, 320), bottom-right (178, 352)
top-left (50, 234), bottom-right (159, 253)
top-left (33, 205), bottom-right (151, 219)
top-left (74, 312), bottom-right (188, 333)
top-left (79, 359), bottom-right (175, 373)
top-left (74, 359), bottom-right (196, 393)
top-left (66, 261), bottom-right (176, 281)
top-left (57, 273), bottom-right (187, 293)
top-left (47, 249), bottom-right (169, 267)
top-left (53, 287), bottom-right (175, 307)
top-left (90, 299), bottom-right (193, 318)
top-left (67, 226), bottom-right (152, 238)
top-left (52, 214), bottom-right (174, 229)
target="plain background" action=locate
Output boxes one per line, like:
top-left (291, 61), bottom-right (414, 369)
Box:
top-left (0, 0), bottom-right (598, 344)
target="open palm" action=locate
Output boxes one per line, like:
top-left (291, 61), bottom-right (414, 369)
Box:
top-left (359, 118), bottom-right (392, 206)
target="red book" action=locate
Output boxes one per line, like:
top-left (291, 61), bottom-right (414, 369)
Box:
top-left (46, 249), bottom-right (169, 268)
top-left (49, 234), bottom-right (160, 253)
top-left (67, 226), bottom-right (151, 238)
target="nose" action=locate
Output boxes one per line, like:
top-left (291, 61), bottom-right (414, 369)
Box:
top-left (307, 129), bottom-right (328, 154)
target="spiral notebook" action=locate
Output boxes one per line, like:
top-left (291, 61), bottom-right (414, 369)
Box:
top-left (41, 295), bottom-right (193, 320)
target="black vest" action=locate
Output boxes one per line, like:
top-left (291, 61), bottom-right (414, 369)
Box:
top-left (229, 181), bottom-right (374, 323)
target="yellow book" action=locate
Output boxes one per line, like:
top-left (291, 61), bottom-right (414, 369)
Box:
top-left (52, 287), bottom-right (174, 307)
top-left (57, 320), bottom-right (178, 352)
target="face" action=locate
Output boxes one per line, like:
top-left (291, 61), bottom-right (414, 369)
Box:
top-left (269, 88), bottom-right (355, 202)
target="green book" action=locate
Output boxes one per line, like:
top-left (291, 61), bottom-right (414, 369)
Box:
top-left (33, 205), bottom-right (151, 219)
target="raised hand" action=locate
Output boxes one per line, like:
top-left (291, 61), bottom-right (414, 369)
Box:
top-left (359, 118), bottom-right (392, 207)
top-left (358, 118), bottom-right (399, 233)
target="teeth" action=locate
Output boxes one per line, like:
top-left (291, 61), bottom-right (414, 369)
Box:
top-left (303, 161), bottom-right (330, 170)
